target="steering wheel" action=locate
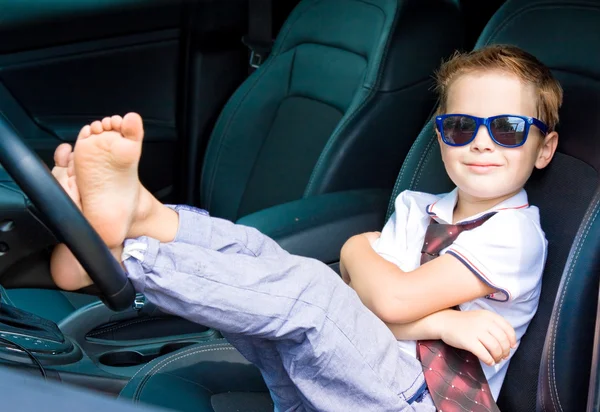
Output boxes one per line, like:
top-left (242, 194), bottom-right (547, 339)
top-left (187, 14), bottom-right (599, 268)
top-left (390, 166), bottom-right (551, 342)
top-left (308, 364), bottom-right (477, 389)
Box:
top-left (0, 115), bottom-right (136, 311)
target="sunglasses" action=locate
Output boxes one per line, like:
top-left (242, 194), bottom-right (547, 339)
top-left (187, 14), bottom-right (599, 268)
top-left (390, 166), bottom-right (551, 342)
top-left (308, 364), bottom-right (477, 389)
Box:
top-left (435, 114), bottom-right (549, 148)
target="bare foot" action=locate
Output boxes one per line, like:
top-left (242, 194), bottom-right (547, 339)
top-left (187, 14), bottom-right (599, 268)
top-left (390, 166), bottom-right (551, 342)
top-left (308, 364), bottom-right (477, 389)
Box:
top-left (50, 141), bottom-right (92, 290)
top-left (73, 113), bottom-right (149, 248)
top-left (73, 113), bottom-right (178, 247)
top-left (50, 121), bottom-right (131, 291)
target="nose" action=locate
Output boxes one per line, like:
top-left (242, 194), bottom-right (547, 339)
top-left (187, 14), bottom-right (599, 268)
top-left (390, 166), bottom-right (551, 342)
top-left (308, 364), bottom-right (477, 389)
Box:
top-left (470, 124), bottom-right (495, 152)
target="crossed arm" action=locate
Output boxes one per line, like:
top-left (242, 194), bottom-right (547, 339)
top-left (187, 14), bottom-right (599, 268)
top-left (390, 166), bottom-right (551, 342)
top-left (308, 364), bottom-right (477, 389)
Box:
top-left (339, 232), bottom-right (516, 366)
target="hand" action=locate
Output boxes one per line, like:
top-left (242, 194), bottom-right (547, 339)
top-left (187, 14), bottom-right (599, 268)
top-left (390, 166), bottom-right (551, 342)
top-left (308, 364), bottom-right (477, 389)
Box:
top-left (440, 310), bottom-right (517, 366)
top-left (361, 231), bottom-right (381, 246)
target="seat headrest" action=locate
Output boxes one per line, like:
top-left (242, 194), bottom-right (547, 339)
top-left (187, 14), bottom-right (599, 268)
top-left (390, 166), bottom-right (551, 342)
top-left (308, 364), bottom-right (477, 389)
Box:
top-left (269, 0), bottom-right (398, 89)
top-left (477, 0), bottom-right (600, 172)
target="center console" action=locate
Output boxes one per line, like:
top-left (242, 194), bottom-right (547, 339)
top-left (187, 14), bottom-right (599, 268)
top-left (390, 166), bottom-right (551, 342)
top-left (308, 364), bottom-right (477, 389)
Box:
top-left (56, 296), bottom-right (221, 381)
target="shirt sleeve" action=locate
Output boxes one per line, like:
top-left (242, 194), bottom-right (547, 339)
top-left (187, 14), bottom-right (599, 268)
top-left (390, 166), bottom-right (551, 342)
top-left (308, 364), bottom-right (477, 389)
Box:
top-left (442, 210), bottom-right (547, 302)
top-left (372, 191), bottom-right (411, 266)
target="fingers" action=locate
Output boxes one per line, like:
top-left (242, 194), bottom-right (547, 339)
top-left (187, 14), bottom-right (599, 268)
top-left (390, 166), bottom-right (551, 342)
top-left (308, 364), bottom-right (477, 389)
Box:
top-left (493, 316), bottom-right (517, 349)
top-left (487, 325), bottom-right (512, 361)
top-left (469, 339), bottom-right (496, 367)
top-left (478, 331), bottom-right (507, 365)
top-left (53, 143), bottom-right (72, 167)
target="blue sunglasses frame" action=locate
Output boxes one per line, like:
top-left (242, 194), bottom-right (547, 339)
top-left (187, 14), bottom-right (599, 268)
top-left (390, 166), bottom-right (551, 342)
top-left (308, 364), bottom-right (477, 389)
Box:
top-left (435, 114), bottom-right (549, 148)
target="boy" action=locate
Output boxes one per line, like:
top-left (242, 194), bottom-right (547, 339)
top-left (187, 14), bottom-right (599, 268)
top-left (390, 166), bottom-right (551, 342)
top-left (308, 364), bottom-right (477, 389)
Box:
top-left (50, 44), bottom-right (561, 411)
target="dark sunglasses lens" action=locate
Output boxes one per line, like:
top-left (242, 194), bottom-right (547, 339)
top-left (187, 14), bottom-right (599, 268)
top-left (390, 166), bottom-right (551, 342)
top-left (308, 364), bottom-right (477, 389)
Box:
top-left (442, 116), bottom-right (477, 145)
top-left (490, 116), bottom-right (526, 146)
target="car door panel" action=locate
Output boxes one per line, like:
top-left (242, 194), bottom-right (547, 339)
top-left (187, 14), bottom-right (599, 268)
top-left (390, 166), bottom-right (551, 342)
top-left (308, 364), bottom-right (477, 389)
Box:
top-left (0, 0), bottom-right (187, 201)
top-left (0, 29), bottom-right (179, 196)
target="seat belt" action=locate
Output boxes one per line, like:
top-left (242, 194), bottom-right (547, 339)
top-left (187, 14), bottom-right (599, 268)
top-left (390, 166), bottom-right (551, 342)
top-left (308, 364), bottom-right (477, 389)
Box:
top-left (242, 0), bottom-right (274, 72)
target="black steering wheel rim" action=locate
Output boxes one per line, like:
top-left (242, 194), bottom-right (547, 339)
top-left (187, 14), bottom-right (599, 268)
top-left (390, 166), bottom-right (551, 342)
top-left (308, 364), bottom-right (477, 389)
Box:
top-left (0, 115), bottom-right (135, 311)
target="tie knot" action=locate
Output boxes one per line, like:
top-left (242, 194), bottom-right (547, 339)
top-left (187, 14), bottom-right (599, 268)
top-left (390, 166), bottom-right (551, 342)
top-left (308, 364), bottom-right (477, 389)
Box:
top-left (420, 212), bottom-right (496, 265)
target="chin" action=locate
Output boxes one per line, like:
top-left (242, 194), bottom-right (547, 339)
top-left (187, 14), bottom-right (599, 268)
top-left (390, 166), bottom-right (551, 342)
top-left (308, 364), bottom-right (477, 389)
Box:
top-left (458, 183), bottom-right (522, 201)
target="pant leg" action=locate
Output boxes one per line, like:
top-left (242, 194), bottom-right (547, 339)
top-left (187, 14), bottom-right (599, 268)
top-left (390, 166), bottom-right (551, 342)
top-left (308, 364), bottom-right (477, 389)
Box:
top-left (167, 205), bottom-right (285, 258)
top-left (123, 232), bottom-right (432, 412)
top-left (223, 334), bottom-right (305, 412)
top-left (165, 206), bottom-right (304, 411)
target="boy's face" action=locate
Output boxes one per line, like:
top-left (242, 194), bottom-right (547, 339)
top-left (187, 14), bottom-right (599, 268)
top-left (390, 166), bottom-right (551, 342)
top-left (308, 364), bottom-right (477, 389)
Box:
top-left (436, 71), bottom-right (558, 203)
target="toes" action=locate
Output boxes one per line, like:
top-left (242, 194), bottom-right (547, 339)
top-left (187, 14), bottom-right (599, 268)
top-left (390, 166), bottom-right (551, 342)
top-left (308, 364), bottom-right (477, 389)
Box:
top-left (121, 112), bottom-right (144, 142)
top-left (67, 152), bottom-right (75, 177)
top-left (53, 143), bottom-right (72, 167)
top-left (90, 121), bottom-right (103, 135)
top-left (101, 117), bottom-right (113, 131)
top-left (67, 158), bottom-right (75, 177)
top-left (52, 165), bottom-right (68, 181)
top-left (78, 125), bottom-right (92, 140)
top-left (111, 115), bottom-right (123, 132)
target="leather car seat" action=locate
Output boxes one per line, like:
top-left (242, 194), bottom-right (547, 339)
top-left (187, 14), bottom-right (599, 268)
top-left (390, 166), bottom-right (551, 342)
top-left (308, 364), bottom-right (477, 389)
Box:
top-left (199, 0), bottom-right (463, 222)
top-left (118, 0), bottom-right (600, 411)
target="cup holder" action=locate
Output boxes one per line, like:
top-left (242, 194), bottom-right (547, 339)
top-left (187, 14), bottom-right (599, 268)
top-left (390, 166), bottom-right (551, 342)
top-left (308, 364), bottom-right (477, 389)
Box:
top-left (99, 351), bottom-right (147, 367)
top-left (99, 341), bottom-right (196, 367)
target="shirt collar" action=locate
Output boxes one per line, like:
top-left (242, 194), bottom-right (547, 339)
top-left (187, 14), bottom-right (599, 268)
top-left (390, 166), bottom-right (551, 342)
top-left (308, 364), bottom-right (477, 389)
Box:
top-left (426, 188), bottom-right (529, 224)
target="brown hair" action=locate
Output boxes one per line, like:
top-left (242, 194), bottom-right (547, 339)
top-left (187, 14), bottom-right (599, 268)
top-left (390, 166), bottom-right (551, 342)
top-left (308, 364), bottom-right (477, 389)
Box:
top-left (434, 45), bottom-right (563, 132)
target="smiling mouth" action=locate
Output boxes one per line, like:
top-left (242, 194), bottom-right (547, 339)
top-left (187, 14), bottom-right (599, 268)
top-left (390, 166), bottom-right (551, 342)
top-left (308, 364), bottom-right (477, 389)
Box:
top-left (464, 163), bottom-right (502, 173)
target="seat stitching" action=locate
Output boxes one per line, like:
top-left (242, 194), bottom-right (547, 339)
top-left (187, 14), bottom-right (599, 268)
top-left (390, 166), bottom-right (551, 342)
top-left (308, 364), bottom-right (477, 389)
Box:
top-left (132, 341), bottom-right (232, 397)
top-left (128, 339), bottom-right (228, 392)
top-left (412, 141), bottom-right (437, 190)
top-left (548, 192), bottom-right (600, 412)
top-left (134, 346), bottom-right (237, 401)
top-left (408, 137), bottom-right (436, 191)
top-left (282, 41), bottom-right (368, 60)
top-left (386, 134), bottom-right (421, 215)
top-left (396, 129), bottom-right (433, 188)
top-left (87, 317), bottom-right (170, 337)
top-left (551, 201), bottom-right (600, 412)
top-left (303, 1), bottom-right (400, 196)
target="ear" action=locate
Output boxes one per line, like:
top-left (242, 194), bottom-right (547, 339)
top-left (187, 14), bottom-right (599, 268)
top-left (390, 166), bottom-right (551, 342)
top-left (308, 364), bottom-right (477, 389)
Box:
top-left (535, 131), bottom-right (558, 169)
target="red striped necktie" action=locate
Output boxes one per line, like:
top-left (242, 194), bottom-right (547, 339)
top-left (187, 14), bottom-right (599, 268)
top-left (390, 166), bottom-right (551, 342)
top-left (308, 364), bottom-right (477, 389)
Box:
top-left (417, 213), bottom-right (500, 412)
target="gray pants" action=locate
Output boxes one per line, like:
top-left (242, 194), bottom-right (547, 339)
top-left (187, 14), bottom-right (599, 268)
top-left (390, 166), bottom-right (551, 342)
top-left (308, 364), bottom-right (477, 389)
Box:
top-left (122, 205), bottom-right (434, 411)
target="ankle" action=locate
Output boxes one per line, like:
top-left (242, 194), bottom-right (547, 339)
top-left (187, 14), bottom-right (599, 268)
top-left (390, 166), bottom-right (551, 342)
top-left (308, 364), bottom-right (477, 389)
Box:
top-left (128, 186), bottom-right (179, 242)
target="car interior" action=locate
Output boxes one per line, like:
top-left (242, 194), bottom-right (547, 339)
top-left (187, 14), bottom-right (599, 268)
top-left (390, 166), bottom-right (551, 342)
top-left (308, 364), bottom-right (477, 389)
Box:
top-left (0, 0), bottom-right (599, 411)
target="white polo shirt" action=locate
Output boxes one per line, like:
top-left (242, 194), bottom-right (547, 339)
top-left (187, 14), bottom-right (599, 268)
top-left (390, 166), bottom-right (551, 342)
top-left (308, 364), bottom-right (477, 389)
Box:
top-left (372, 188), bottom-right (547, 399)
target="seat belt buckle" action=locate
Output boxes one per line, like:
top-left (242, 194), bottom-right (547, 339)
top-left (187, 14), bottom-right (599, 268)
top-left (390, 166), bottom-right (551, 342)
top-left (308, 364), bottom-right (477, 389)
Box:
top-left (249, 50), bottom-right (263, 69)
top-left (242, 35), bottom-right (272, 69)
